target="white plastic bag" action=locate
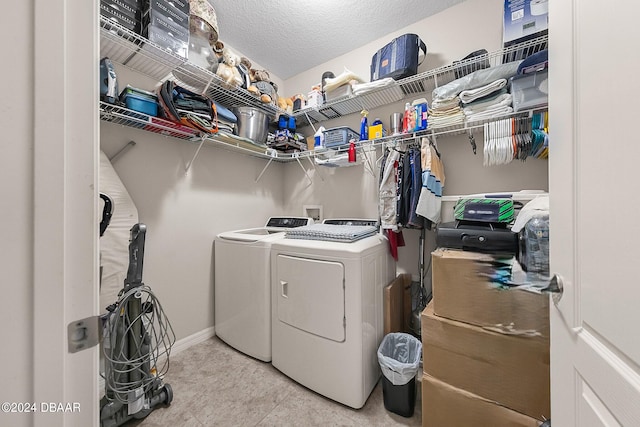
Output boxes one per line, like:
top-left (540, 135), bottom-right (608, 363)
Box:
top-left (377, 332), bottom-right (422, 386)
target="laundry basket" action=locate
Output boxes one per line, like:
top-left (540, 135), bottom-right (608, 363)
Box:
top-left (377, 332), bottom-right (422, 417)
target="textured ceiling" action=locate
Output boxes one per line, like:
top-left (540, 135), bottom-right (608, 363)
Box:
top-left (209, 0), bottom-right (466, 80)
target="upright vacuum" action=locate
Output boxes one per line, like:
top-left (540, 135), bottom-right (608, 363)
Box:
top-left (100, 223), bottom-right (175, 427)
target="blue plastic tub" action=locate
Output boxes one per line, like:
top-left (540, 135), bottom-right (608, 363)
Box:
top-left (122, 91), bottom-right (158, 117)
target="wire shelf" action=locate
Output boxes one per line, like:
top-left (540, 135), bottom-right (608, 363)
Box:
top-left (100, 17), bottom-right (187, 82)
top-left (100, 16), bottom-right (284, 119)
top-left (99, 19), bottom-right (547, 166)
top-left (293, 34), bottom-right (548, 127)
top-left (100, 102), bottom-right (297, 161)
top-left (171, 62), bottom-right (281, 116)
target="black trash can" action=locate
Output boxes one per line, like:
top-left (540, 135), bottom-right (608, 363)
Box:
top-left (377, 332), bottom-right (422, 418)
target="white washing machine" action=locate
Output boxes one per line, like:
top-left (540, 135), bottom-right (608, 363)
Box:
top-left (270, 223), bottom-right (395, 409)
top-left (214, 217), bottom-right (312, 362)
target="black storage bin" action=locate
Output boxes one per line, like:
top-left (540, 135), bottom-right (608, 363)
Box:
top-left (382, 375), bottom-right (416, 417)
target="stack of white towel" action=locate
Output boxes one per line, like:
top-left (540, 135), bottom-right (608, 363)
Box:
top-left (427, 96), bottom-right (465, 128)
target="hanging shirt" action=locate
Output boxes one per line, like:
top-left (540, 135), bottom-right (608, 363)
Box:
top-left (407, 148), bottom-right (426, 229)
top-left (416, 138), bottom-right (445, 223)
top-left (379, 149), bottom-right (401, 230)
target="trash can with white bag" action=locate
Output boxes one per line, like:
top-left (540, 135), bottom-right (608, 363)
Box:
top-left (377, 332), bottom-right (422, 417)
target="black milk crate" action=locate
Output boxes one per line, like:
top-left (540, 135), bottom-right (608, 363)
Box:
top-left (323, 126), bottom-right (359, 149)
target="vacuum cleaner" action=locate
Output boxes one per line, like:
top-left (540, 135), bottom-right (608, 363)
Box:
top-left (100, 223), bottom-right (175, 427)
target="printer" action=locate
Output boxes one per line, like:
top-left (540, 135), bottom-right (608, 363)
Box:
top-left (436, 197), bottom-right (519, 255)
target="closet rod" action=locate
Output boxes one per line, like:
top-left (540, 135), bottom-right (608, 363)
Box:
top-left (185, 136), bottom-right (207, 173)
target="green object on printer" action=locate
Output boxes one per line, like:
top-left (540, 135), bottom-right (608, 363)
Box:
top-left (454, 198), bottom-right (515, 223)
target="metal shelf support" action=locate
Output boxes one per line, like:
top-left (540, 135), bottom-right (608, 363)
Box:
top-left (185, 136), bottom-right (207, 173)
top-left (109, 140), bottom-right (136, 163)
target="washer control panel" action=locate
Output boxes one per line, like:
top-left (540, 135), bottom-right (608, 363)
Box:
top-left (266, 217), bottom-right (313, 229)
top-left (323, 219), bottom-right (378, 227)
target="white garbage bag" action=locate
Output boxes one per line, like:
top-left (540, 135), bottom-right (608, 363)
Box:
top-left (377, 332), bottom-right (422, 386)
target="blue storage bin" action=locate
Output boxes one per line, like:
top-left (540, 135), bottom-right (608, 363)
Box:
top-left (122, 91), bottom-right (158, 117)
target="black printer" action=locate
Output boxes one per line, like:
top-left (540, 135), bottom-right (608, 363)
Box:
top-left (436, 221), bottom-right (519, 255)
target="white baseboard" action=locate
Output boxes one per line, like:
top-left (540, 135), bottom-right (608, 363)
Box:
top-left (170, 326), bottom-right (216, 356)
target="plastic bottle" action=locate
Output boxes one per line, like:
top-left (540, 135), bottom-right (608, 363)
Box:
top-left (313, 126), bottom-right (325, 150)
top-left (402, 102), bottom-right (411, 133)
top-left (369, 118), bottom-right (383, 140)
top-left (348, 141), bottom-right (356, 163)
top-left (360, 109), bottom-right (369, 141)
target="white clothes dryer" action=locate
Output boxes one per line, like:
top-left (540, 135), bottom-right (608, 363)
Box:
top-left (270, 226), bottom-right (395, 409)
top-left (214, 217), bottom-right (312, 362)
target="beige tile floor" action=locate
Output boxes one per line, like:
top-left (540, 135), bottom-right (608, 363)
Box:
top-left (127, 336), bottom-right (422, 427)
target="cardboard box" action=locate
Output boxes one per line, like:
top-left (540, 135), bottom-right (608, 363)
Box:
top-left (422, 374), bottom-right (541, 427)
top-left (383, 273), bottom-right (412, 335)
top-left (421, 303), bottom-right (549, 420)
top-left (431, 249), bottom-right (549, 338)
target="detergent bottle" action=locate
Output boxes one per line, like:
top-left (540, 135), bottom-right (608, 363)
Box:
top-left (360, 109), bottom-right (369, 141)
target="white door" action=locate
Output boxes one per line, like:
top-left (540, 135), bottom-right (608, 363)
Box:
top-left (549, 1), bottom-right (640, 426)
top-left (32, 0), bottom-right (99, 426)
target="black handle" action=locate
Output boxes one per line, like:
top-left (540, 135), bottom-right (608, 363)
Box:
top-left (99, 193), bottom-right (113, 237)
top-left (417, 38), bottom-right (427, 66)
top-left (125, 223), bottom-right (146, 287)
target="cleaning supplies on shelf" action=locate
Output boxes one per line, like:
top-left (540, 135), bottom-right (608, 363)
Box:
top-left (369, 118), bottom-right (384, 140)
top-left (360, 109), bottom-right (369, 141)
top-left (412, 99), bottom-right (428, 132)
top-left (348, 141), bottom-right (357, 163)
top-left (314, 126), bottom-right (326, 150)
top-left (402, 102), bottom-right (412, 133)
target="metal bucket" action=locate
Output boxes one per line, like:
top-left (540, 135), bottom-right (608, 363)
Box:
top-left (232, 106), bottom-right (270, 144)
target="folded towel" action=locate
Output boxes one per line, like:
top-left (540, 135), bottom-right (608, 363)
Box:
top-left (431, 96), bottom-right (460, 110)
top-left (286, 224), bottom-right (378, 242)
top-left (352, 78), bottom-right (395, 95)
top-left (465, 106), bottom-right (513, 122)
top-left (429, 106), bottom-right (463, 117)
top-left (463, 93), bottom-right (512, 115)
top-left (459, 79), bottom-right (507, 104)
top-left (428, 113), bottom-right (465, 128)
top-left (462, 88), bottom-right (508, 107)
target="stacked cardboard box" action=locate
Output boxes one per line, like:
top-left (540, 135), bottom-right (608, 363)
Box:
top-left (421, 248), bottom-right (550, 427)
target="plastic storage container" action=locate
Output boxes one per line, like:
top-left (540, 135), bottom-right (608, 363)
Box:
top-left (323, 126), bottom-right (359, 149)
top-left (519, 213), bottom-right (550, 274)
top-left (377, 332), bottom-right (423, 417)
top-left (120, 86), bottom-right (159, 117)
top-left (510, 70), bottom-right (548, 112)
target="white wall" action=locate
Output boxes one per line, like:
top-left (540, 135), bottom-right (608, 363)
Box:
top-left (282, 0), bottom-right (549, 280)
top-left (101, 65), bottom-right (286, 340)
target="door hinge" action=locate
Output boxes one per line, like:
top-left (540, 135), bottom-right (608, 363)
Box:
top-left (67, 315), bottom-right (102, 353)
